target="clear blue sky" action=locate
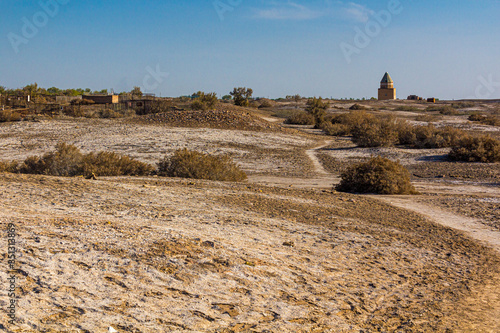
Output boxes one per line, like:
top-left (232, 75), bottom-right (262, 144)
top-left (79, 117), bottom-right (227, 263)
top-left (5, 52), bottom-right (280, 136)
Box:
top-left (1, 0), bottom-right (499, 99)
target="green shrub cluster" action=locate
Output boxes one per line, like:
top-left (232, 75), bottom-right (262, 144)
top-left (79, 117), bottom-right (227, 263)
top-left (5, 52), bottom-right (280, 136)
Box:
top-left (17, 143), bottom-right (154, 177)
top-left (449, 136), bottom-right (500, 163)
top-left (158, 148), bottom-right (247, 182)
top-left (336, 156), bottom-right (417, 194)
top-left (191, 91), bottom-right (218, 110)
top-left (306, 97), bottom-right (329, 127)
top-left (230, 87), bottom-right (253, 107)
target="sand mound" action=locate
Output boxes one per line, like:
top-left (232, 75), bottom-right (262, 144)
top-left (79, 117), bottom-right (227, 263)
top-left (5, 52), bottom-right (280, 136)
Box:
top-left (142, 103), bottom-right (284, 132)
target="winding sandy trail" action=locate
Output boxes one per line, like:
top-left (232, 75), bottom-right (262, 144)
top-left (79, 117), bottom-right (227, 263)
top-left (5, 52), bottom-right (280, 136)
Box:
top-left (248, 140), bottom-right (339, 189)
top-left (305, 140), bottom-right (332, 175)
top-left (375, 196), bottom-right (500, 253)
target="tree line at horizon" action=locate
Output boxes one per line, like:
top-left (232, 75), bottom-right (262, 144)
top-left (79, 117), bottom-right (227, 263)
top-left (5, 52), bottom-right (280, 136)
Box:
top-left (1, 83), bottom-right (377, 101)
top-left (0, 83), bottom-right (144, 98)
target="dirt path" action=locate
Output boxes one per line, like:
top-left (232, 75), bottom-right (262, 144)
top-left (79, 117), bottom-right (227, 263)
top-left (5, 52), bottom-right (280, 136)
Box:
top-left (248, 140), bottom-right (339, 189)
top-left (305, 140), bottom-right (332, 175)
top-left (375, 196), bottom-right (500, 253)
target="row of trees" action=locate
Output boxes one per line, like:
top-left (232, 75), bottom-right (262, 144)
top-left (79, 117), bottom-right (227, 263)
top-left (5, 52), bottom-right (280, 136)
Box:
top-left (0, 83), bottom-right (145, 98)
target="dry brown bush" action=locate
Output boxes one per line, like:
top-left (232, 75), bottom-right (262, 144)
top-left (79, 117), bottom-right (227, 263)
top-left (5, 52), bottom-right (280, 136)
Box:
top-left (331, 110), bottom-right (374, 133)
top-left (336, 156), bottom-right (417, 194)
top-left (394, 105), bottom-right (420, 112)
top-left (469, 113), bottom-right (486, 122)
top-left (158, 148), bottom-right (247, 182)
top-left (285, 112), bottom-right (315, 125)
top-left (449, 136), bottom-right (500, 163)
top-left (19, 143), bottom-right (153, 177)
top-left (469, 113), bottom-right (500, 126)
top-left (452, 101), bottom-right (476, 109)
top-left (83, 152), bottom-right (154, 176)
top-left (411, 125), bottom-right (465, 148)
top-left (426, 105), bottom-right (458, 115)
top-left (328, 111), bottom-right (402, 147)
top-left (321, 122), bottom-right (350, 136)
top-left (351, 117), bottom-right (401, 147)
top-left (0, 160), bottom-right (19, 173)
top-left (0, 110), bottom-right (22, 122)
top-left (349, 103), bottom-right (368, 110)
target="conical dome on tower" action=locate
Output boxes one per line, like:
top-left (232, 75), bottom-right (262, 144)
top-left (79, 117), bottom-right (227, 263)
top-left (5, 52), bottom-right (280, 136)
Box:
top-left (378, 72), bottom-right (396, 100)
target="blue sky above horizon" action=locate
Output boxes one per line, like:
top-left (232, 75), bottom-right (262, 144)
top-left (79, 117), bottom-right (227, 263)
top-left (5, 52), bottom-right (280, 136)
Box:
top-left (1, 0), bottom-right (499, 99)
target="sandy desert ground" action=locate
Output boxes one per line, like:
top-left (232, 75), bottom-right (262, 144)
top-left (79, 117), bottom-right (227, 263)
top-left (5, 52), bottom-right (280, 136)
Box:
top-left (1, 100), bottom-right (499, 332)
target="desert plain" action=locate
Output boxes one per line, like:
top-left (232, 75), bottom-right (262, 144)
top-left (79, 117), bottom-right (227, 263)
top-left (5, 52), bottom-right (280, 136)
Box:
top-left (0, 99), bottom-right (499, 332)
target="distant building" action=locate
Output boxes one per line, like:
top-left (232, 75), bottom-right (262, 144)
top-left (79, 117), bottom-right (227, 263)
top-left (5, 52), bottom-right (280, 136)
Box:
top-left (407, 95), bottom-right (422, 100)
top-left (427, 98), bottom-right (436, 103)
top-left (82, 95), bottom-right (119, 104)
top-left (378, 72), bottom-right (396, 101)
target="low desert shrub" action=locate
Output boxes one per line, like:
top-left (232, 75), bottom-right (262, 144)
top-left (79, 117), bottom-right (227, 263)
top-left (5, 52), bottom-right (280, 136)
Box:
top-left (82, 151), bottom-right (154, 176)
top-left (415, 114), bottom-right (439, 122)
top-left (394, 105), bottom-right (421, 112)
top-left (426, 105), bottom-right (458, 115)
top-left (0, 110), bottom-right (22, 122)
top-left (351, 117), bottom-right (401, 147)
top-left (336, 156), bottom-right (417, 194)
top-left (452, 101), bottom-right (476, 109)
top-left (398, 125), bottom-right (466, 148)
top-left (439, 106), bottom-right (460, 115)
top-left (449, 136), bottom-right (500, 163)
top-left (99, 109), bottom-right (122, 119)
top-left (331, 110), bottom-right (375, 133)
top-left (349, 104), bottom-right (368, 110)
top-left (329, 111), bottom-right (402, 147)
top-left (469, 114), bottom-right (500, 126)
top-left (469, 113), bottom-right (486, 122)
top-left (0, 160), bottom-right (19, 173)
top-left (258, 99), bottom-right (273, 109)
top-left (19, 143), bottom-right (153, 177)
top-left (158, 148), bottom-right (247, 182)
top-left (321, 122), bottom-right (350, 136)
top-left (412, 125), bottom-right (465, 148)
top-left (20, 142), bottom-right (85, 176)
top-left (285, 111), bottom-right (315, 125)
